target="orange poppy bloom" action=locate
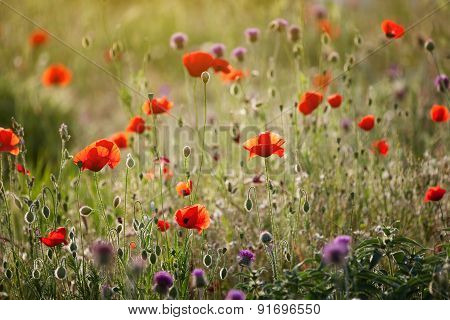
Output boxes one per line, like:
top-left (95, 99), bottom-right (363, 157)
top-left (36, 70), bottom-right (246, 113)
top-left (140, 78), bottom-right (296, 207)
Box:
top-left (41, 64), bottom-right (72, 87)
top-left (109, 132), bottom-right (128, 149)
top-left (73, 139), bottom-right (121, 172)
top-left (126, 116), bottom-right (146, 134)
top-left (429, 104), bottom-right (449, 123)
top-left (40, 227), bottom-right (68, 247)
top-left (298, 91), bottom-right (323, 115)
top-left (16, 163), bottom-right (30, 175)
top-left (176, 180), bottom-right (193, 197)
top-left (371, 140), bottom-right (389, 156)
top-left (129, 241), bottom-right (137, 250)
top-left (183, 51), bottom-right (214, 77)
top-left (221, 67), bottom-right (247, 83)
top-left (381, 20), bottom-right (404, 39)
top-left (0, 128), bottom-right (20, 155)
top-left (157, 220), bottom-right (170, 232)
top-left (358, 115), bottom-right (375, 131)
top-left (318, 19), bottom-right (339, 38)
top-left (211, 58), bottom-right (231, 74)
top-left (243, 131), bottom-right (285, 159)
top-left (142, 96), bottom-right (173, 115)
top-left (327, 93), bottom-right (343, 108)
top-left (424, 186), bottom-right (446, 203)
top-left (29, 29), bottom-right (48, 47)
top-left (175, 204), bottom-right (210, 234)
top-left (313, 71), bottom-right (332, 91)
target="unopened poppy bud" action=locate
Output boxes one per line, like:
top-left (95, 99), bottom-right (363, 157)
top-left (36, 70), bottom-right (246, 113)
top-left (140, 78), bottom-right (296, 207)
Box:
top-left (13, 194), bottom-right (22, 209)
top-left (82, 36), bottom-right (91, 48)
top-left (203, 254), bottom-right (212, 267)
top-left (155, 245), bottom-right (162, 256)
top-left (24, 210), bottom-right (35, 224)
top-left (69, 228), bottom-right (75, 240)
top-left (424, 39), bottom-right (435, 52)
top-left (54, 266), bottom-right (66, 280)
top-left (141, 250), bottom-right (148, 260)
top-left (244, 196), bottom-right (253, 212)
top-left (150, 252), bottom-right (157, 264)
top-left (201, 71), bottom-right (210, 84)
top-left (260, 231), bottom-right (273, 244)
top-left (354, 34), bottom-right (363, 46)
top-left (116, 224), bottom-right (123, 234)
top-left (5, 269), bottom-right (13, 279)
top-left (117, 248), bottom-right (124, 259)
top-left (303, 200), bottom-right (310, 213)
top-left (79, 205), bottom-right (93, 216)
top-left (230, 83), bottom-right (240, 96)
top-left (147, 92), bottom-right (154, 100)
top-left (32, 269), bottom-right (40, 279)
top-left (47, 249), bottom-right (53, 260)
top-left (219, 267), bottom-right (228, 280)
top-left (328, 51), bottom-right (340, 63)
top-left (42, 205), bottom-right (50, 219)
top-left (126, 153), bottom-right (135, 169)
top-left (321, 32), bottom-right (330, 45)
top-left (113, 195), bottom-right (121, 208)
top-left (69, 241), bottom-right (77, 252)
top-left (183, 146), bottom-right (191, 158)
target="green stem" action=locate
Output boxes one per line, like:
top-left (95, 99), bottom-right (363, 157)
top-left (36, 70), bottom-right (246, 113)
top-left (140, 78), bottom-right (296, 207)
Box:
top-left (94, 173), bottom-right (109, 236)
top-left (194, 81), bottom-right (207, 201)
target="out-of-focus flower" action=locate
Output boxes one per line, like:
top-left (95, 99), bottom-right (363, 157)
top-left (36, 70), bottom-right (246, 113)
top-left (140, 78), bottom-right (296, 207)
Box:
top-left (211, 43), bottom-right (226, 58)
top-left (29, 29), bottom-right (48, 47)
top-left (381, 20), bottom-right (404, 39)
top-left (126, 116), bottom-right (146, 134)
top-left (288, 25), bottom-right (300, 42)
top-left (109, 132), bottom-right (128, 149)
top-left (327, 93), bottom-right (343, 108)
top-left (41, 64), bottom-right (72, 87)
top-left (232, 47), bottom-right (247, 62)
top-left (245, 28), bottom-right (260, 43)
top-left (16, 163), bottom-right (30, 175)
top-left (358, 115), bottom-right (375, 131)
top-left (371, 140), bottom-right (389, 156)
top-left (434, 74), bottom-right (449, 92)
top-left (298, 91), bottom-right (323, 115)
top-left (341, 118), bottom-right (352, 132)
top-left (269, 18), bottom-right (288, 32)
top-left (322, 235), bottom-right (352, 265)
top-left (225, 289), bottom-right (246, 300)
top-left (142, 96), bottom-right (173, 115)
top-left (170, 32), bottom-right (188, 50)
top-left (176, 180), bottom-right (193, 197)
top-left (0, 128), bottom-right (20, 155)
top-left (243, 131), bottom-right (285, 159)
top-left (429, 104), bottom-right (449, 123)
top-left (424, 186), bottom-right (446, 202)
top-left (313, 71), bottom-right (332, 91)
top-left (91, 240), bottom-right (114, 266)
top-left (191, 268), bottom-right (208, 288)
top-left (157, 219), bottom-right (170, 232)
top-left (153, 271), bottom-right (174, 296)
top-left (221, 67), bottom-right (247, 83)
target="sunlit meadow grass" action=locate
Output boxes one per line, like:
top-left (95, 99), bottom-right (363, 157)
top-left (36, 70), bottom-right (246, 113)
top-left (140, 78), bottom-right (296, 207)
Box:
top-left (0, 0), bottom-right (448, 300)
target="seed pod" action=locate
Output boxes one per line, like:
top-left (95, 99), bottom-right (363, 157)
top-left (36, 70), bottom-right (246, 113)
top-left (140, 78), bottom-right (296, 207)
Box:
top-left (54, 266), bottom-right (66, 280)
top-left (150, 252), bottom-right (157, 264)
top-left (203, 254), bottom-right (212, 267)
top-left (219, 267), bottom-right (227, 280)
top-left (244, 197), bottom-right (253, 212)
top-left (183, 146), bottom-right (191, 158)
top-left (42, 205), bottom-right (50, 219)
top-left (79, 205), bottom-right (93, 216)
top-left (24, 210), bottom-right (35, 224)
top-left (113, 196), bottom-right (121, 208)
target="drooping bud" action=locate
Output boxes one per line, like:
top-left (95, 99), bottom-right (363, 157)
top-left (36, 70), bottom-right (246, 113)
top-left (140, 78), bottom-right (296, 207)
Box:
top-left (126, 153), bottom-right (135, 169)
top-left (113, 196), bottom-right (121, 208)
top-left (201, 71), bottom-right (210, 84)
top-left (183, 146), bottom-right (191, 158)
top-left (79, 205), bottom-right (93, 216)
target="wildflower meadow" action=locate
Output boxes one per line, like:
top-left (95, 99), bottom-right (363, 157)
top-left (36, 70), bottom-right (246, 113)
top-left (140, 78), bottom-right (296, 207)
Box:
top-left (0, 0), bottom-right (448, 303)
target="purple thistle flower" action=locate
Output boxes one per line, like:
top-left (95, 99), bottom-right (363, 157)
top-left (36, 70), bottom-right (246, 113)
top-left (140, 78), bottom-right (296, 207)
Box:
top-left (310, 4), bottom-right (327, 20)
top-left (340, 118), bottom-right (352, 132)
top-left (225, 289), bottom-right (246, 300)
top-left (245, 27), bottom-right (260, 43)
top-left (91, 240), bottom-right (114, 266)
top-left (288, 24), bottom-right (301, 42)
top-left (269, 18), bottom-right (289, 32)
top-left (170, 32), bottom-right (188, 50)
top-left (238, 249), bottom-right (256, 267)
top-left (191, 268), bottom-right (208, 288)
top-left (153, 271), bottom-right (174, 296)
top-left (211, 43), bottom-right (226, 58)
top-left (322, 235), bottom-right (352, 265)
top-left (434, 74), bottom-right (449, 92)
top-left (232, 47), bottom-right (247, 62)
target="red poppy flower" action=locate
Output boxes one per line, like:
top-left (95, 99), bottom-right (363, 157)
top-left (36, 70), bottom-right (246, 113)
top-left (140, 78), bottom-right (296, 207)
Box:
top-left (424, 186), bottom-right (446, 203)
top-left (243, 131), bottom-right (285, 159)
top-left (381, 20), bottom-right (404, 39)
top-left (327, 93), bottom-right (343, 108)
top-left (358, 115), bottom-right (375, 131)
top-left (126, 116), bottom-right (146, 134)
top-left (429, 104), bottom-right (449, 123)
top-left (211, 58), bottom-right (231, 74)
top-left (371, 140), bottom-right (389, 156)
top-left (318, 19), bottom-right (340, 38)
top-left (157, 220), bottom-right (170, 232)
top-left (175, 204), bottom-right (210, 234)
top-left (73, 139), bottom-right (121, 172)
top-left (16, 164), bottom-right (30, 175)
top-left (29, 30), bottom-right (48, 47)
top-left (142, 97), bottom-right (173, 115)
top-left (176, 180), bottom-right (193, 197)
top-left (298, 91), bottom-right (323, 115)
top-left (40, 227), bottom-right (68, 247)
top-left (313, 71), bottom-right (332, 91)
top-left (41, 64), bottom-right (72, 87)
top-left (0, 128), bottom-right (20, 155)
top-left (109, 132), bottom-right (128, 149)
top-left (221, 67), bottom-right (247, 83)
top-left (183, 51), bottom-right (215, 77)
